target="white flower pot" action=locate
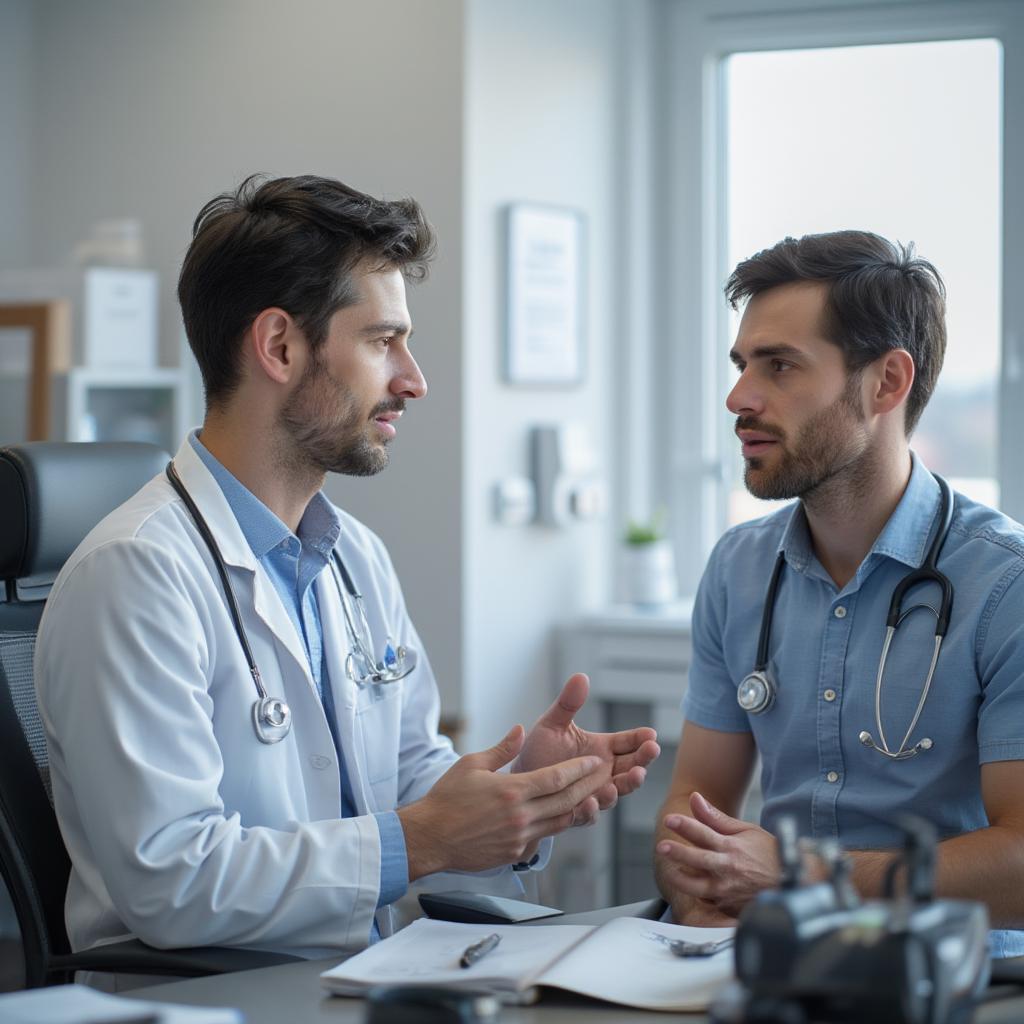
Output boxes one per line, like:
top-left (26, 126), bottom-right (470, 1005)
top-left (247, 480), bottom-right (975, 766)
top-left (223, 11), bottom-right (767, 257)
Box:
top-left (619, 540), bottom-right (678, 606)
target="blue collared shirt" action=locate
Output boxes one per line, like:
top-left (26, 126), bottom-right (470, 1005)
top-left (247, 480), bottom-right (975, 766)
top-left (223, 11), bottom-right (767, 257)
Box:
top-left (684, 453), bottom-right (1024, 957)
top-left (189, 432), bottom-right (407, 917)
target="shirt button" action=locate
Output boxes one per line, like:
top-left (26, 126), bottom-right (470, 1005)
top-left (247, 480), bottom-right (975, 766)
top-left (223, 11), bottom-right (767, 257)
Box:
top-left (823, 689), bottom-right (837, 702)
top-left (310, 754), bottom-right (333, 770)
top-left (826, 770), bottom-right (839, 783)
top-left (834, 606), bottom-right (847, 618)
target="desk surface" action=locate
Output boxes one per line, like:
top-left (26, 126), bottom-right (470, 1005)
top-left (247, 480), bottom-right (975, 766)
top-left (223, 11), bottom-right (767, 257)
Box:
top-left (139, 902), bottom-right (1024, 1024)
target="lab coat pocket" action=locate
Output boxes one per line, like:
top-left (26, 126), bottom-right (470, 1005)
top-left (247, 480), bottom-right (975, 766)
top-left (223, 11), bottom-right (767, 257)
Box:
top-left (355, 686), bottom-right (403, 785)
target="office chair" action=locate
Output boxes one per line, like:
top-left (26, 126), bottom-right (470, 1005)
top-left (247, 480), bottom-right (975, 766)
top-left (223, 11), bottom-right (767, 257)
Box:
top-left (0, 441), bottom-right (300, 987)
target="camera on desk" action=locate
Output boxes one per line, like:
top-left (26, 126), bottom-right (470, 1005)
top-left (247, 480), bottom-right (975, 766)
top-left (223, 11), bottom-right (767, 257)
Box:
top-left (711, 815), bottom-right (990, 1024)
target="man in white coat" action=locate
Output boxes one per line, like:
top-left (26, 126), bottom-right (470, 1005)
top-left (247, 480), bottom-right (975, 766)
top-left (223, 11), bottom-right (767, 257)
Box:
top-left (35, 175), bottom-right (660, 959)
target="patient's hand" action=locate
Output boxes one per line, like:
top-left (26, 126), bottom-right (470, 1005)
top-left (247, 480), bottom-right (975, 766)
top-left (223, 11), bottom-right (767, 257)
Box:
top-left (514, 673), bottom-right (660, 825)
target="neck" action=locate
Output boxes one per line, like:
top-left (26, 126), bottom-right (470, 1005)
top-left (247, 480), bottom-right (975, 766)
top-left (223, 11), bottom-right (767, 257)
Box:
top-left (198, 410), bottom-right (324, 533)
top-left (802, 443), bottom-right (913, 589)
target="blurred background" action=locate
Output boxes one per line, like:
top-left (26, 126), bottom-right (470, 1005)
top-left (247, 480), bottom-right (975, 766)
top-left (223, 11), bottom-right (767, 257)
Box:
top-left (0, 0), bottom-right (1021, 980)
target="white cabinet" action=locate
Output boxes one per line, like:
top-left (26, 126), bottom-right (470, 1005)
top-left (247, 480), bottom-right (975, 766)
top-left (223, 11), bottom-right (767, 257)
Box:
top-left (549, 605), bottom-right (692, 912)
top-left (50, 366), bottom-right (186, 454)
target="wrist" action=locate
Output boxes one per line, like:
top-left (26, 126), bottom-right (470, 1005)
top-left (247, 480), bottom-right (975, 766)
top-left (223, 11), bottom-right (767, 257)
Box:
top-left (396, 802), bottom-right (446, 881)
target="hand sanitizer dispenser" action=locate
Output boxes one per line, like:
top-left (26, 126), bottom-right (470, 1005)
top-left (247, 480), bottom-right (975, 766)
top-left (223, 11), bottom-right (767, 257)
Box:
top-left (530, 424), bottom-right (606, 527)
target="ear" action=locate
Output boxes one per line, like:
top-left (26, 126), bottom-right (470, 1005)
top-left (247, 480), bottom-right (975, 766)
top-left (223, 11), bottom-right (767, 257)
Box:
top-left (247, 308), bottom-right (304, 386)
top-left (867, 348), bottom-right (915, 419)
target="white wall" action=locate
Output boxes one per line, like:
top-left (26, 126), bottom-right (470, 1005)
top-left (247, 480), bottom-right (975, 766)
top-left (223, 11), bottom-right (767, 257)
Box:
top-left (461, 0), bottom-right (620, 751)
top-left (6, 0), bottom-right (630, 747)
top-left (0, 0), bottom-right (34, 271)
top-left (24, 0), bottom-right (467, 706)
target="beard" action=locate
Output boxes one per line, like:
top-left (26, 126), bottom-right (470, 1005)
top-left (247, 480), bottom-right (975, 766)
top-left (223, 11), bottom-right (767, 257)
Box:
top-left (740, 371), bottom-right (869, 501)
top-left (279, 351), bottom-right (400, 477)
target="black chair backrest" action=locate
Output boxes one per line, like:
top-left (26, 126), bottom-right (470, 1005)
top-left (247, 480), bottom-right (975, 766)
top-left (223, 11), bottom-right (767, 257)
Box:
top-left (0, 441), bottom-right (169, 982)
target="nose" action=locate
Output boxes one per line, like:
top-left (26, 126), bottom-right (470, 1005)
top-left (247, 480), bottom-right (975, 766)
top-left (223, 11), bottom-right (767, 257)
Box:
top-left (726, 369), bottom-right (763, 417)
top-left (391, 348), bottom-right (428, 400)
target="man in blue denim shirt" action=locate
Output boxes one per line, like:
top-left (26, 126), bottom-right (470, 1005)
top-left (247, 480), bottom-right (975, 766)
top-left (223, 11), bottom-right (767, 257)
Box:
top-left (654, 231), bottom-right (1024, 956)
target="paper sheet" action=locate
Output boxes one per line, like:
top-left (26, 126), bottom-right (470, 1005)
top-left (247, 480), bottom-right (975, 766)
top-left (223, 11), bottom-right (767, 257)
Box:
top-left (0, 983), bottom-right (242, 1024)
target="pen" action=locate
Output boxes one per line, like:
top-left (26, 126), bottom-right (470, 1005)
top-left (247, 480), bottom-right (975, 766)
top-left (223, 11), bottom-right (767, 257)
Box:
top-left (459, 932), bottom-right (502, 968)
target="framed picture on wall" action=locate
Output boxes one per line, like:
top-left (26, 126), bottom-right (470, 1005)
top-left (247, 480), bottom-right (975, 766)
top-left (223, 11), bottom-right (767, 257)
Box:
top-left (505, 203), bottom-right (585, 386)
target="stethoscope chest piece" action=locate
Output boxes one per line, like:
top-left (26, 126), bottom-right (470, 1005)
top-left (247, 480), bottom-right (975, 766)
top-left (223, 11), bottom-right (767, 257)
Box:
top-left (253, 695), bottom-right (292, 744)
top-left (738, 669), bottom-right (775, 714)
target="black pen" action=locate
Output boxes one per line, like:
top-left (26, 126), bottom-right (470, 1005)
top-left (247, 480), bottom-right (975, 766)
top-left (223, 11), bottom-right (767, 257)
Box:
top-left (459, 932), bottom-right (502, 968)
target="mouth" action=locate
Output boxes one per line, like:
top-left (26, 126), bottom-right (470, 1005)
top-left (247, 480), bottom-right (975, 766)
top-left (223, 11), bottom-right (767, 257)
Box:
top-left (372, 410), bottom-right (402, 439)
top-left (736, 430), bottom-right (781, 459)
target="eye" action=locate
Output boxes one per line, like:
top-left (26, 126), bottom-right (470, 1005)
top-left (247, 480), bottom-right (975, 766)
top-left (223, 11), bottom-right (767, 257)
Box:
top-left (770, 358), bottom-right (792, 373)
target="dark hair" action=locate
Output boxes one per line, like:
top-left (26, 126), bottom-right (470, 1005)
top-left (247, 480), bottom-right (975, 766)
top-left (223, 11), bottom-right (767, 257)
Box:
top-left (178, 174), bottom-right (436, 405)
top-left (724, 230), bottom-right (946, 435)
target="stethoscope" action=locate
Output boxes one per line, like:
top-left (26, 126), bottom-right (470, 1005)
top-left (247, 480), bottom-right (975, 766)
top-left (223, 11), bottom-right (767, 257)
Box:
top-left (736, 475), bottom-right (954, 762)
top-left (165, 462), bottom-right (416, 744)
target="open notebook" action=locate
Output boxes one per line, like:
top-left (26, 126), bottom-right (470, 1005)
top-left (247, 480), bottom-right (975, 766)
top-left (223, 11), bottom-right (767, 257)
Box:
top-left (321, 916), bottom-right (735, 1011)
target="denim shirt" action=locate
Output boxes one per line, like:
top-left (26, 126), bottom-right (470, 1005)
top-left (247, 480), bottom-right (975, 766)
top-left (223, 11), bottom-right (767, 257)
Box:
top-left (684, 453), bottom-right (1024, 957)
top-left (189, 432), bottom-right (407, 917)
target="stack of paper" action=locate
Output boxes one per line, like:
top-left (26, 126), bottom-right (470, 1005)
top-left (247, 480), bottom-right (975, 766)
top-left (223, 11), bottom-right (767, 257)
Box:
top-left (0, 983), bottom-right (242, 1024)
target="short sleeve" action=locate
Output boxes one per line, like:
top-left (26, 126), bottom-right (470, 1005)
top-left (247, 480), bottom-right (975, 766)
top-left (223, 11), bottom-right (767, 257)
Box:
top-left (976, 561), bottom-right (1024, 764)
top-left (683, 535), bottom-right (752, 734)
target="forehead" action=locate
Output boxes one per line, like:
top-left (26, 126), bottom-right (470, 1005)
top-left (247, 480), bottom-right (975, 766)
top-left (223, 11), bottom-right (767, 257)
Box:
top-left (733, 280), bottom-right (834, 359)
top-left (346, 264), bottom-right (410, 318)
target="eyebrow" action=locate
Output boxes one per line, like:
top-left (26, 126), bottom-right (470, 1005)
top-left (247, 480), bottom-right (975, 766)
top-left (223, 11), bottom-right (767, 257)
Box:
top-left (360, 321), bottom-right (413, 338)
top-left (729, 343), bottom-right (806, 367)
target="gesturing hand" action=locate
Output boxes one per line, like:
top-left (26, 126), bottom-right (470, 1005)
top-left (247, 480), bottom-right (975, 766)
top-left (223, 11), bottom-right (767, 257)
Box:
top-left (656, 792), bottom-right (780, 920)
top-left (513, 673), bottom-right (660, 825)
top-left (397, 723), bottom-right (611, 880)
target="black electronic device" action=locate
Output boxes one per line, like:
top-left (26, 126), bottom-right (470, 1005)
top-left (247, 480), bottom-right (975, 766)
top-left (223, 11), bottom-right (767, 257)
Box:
top-left (710, 816), bottom-right (990, 1024)
top-left (364, 985), bottom-right (500, 1024)
top-left (417, 890), bottom-right (563, 925)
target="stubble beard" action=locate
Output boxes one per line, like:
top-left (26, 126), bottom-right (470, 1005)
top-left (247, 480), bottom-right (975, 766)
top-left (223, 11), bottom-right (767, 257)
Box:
top-left (743, 372), bottom-right (870, 502)
top-left (279, 352), bottom-right (393, 479)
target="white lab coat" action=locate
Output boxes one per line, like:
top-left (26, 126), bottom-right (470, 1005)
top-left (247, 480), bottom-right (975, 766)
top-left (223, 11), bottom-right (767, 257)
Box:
top-left (35, 438), bottom-right (534, 959)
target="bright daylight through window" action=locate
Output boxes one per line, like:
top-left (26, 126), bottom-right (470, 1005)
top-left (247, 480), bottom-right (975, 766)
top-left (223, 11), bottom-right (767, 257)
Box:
top-left (724, 39), bottom-right (1002, 526)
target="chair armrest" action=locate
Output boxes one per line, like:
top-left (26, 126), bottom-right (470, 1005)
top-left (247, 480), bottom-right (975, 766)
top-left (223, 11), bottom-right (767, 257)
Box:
top-left (50, 939), bottom-right (303, 980)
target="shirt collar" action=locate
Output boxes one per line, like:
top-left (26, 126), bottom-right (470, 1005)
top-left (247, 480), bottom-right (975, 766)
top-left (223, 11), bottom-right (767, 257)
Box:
top-left (188, 431), bottom-right (340, 561)
top-left (776, 451), bottom-right (942, 576)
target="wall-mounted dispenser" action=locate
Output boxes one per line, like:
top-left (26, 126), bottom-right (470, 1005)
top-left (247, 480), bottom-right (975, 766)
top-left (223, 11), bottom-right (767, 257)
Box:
top-left (530, 424), bottom-right (606, 527)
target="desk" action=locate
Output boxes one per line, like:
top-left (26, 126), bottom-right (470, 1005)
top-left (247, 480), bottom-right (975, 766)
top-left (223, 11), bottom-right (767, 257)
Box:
top-left (139, 901), bottom-right (1024, 1024)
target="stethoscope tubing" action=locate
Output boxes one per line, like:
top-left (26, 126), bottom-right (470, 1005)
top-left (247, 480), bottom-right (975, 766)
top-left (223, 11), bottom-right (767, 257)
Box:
top-left (739, 474), bottom-right (955, 761)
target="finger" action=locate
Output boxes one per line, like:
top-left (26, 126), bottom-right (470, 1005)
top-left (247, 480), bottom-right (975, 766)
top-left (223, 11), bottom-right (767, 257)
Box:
top-left (690, 792), bottom-right (747, 836)
top-left (529, 760), bottom-right (607, 818)
top-left (572, 795), bottom-right (600, 827)
top-left (460, 724), bottom-right (525, 772)
top-left (593, 782), bottom-right (618, 811)
top-left (611, 765), bottom-right (647, 796)
top-left (607, 727), bottom-right (659, 757)
top-left (519, 753), bottom-right (603, 799)
top-left (535, 673), bottom-right (590, 731)
top-left (656, 837), bottom-right (723, 876)
top-left (664, 812), bottom-right (728, 852)
top-left (608, 739), bottom-right (661, 777)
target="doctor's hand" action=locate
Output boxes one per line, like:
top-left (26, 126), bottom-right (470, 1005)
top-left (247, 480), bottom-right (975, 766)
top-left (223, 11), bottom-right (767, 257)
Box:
top-left (656, 792), bottom-right (781, 922)
top-left (513, 673), bottom-right (660, 826)
top-left (397, 724), bottom-right (611, 881)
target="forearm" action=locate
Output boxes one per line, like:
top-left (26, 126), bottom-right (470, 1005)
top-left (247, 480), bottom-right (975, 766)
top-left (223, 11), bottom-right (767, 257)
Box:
top-left (847, 825), bottom-right (1024, 928)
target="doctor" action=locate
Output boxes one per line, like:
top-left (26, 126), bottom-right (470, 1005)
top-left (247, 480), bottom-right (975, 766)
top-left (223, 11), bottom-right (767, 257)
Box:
top-left (654, 231), bottom-right (1024, 956)
top-left (35, 174), bottom-right (659, 959)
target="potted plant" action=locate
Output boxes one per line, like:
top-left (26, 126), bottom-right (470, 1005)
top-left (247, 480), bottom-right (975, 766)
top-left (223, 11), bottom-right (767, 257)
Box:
top-left (619, 509), bottom-right (678, 606)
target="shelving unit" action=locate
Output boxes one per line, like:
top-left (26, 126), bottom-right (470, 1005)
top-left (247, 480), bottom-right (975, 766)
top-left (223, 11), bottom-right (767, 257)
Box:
top-left (49, 366), bottom-right (186, 454)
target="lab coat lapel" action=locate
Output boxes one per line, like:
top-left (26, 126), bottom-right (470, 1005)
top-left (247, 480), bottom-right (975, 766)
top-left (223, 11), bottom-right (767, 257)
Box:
top-left (169, 438), bottom-right (318, 696)
top-left (318, 559), bottom-right (372, 813)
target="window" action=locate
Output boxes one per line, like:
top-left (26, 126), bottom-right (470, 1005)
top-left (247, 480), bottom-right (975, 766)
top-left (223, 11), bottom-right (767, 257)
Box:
top-left (658, 1), bottom-right (1024, 595)
top-left (725, 40), bottom-right (1002, 526)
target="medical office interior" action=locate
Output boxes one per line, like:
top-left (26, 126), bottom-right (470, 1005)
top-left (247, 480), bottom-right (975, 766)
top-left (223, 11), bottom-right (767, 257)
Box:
top-left (0, 0), bottom-right (1021, 993)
